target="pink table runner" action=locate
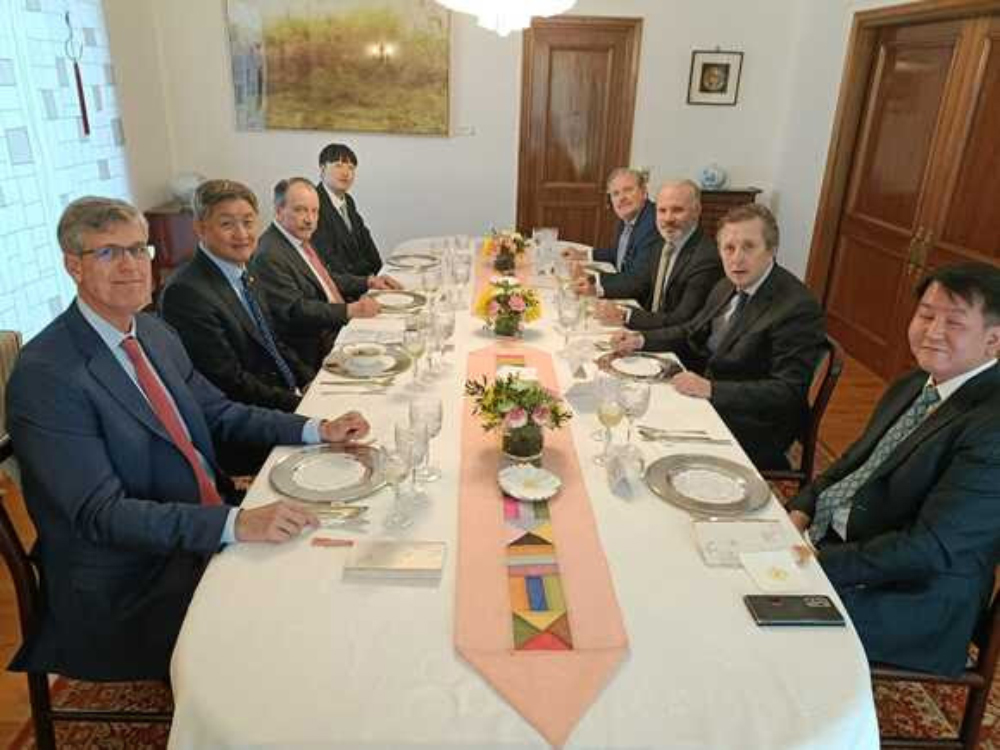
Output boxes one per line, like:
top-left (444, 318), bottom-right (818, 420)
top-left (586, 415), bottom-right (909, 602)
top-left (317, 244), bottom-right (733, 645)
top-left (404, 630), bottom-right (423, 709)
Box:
top-left (455, 344), bottom-right (629, 747)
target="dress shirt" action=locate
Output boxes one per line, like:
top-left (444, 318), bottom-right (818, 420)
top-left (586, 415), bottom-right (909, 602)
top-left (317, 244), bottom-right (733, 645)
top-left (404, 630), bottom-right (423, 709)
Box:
top-left (616, 224), bottom-right (697, 319)
top-left (931, 359), bottom-right (998, 404)
top-left (321, 183), bottom-right (353, 230)
top-left (272, 222), bottom-right (344, 303)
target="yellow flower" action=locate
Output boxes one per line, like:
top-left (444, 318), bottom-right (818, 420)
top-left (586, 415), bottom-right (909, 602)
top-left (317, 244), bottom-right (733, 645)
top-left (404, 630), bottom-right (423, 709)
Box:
top-left (481, 238), bottom-right (495, 257)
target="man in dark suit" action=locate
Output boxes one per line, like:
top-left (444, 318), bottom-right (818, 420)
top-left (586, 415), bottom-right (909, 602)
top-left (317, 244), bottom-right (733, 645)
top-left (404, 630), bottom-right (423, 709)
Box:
top-left (788, 263), bottom-right (1000, 676)
top-left (312, 143), bottom-right (383, 277)
top-left (251, 177), bottom-right (401, 370)
top-left (6, 197), bottom-right (369, 681)
top-left (612, 203), bottom-right (825, 470)
top-left (563, 167), bottom-right (660, 283)
top-left (592, 179), bottom-right (722, 329)
top-left (161, 179), bottom-right (313, 413)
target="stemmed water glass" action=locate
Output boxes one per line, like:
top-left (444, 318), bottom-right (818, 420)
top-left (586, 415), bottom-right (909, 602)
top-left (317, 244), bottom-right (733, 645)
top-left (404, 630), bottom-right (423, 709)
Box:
top-left (395, 422), bottom-right (428, 501)
top-left (556, 289), bottom-right (582, 352)
top-left (592, 375), bottom-right (624, 464)
top-left (617, 380), bottom-right (651, 448)
top-left (410, 397), bottom-right (444, 482)
top-left (381, 448), bottom-right (414, 529)
top-left (421, 264), bottom-right (442, 305)
top-left (433, 309), bottom-right (455, 363)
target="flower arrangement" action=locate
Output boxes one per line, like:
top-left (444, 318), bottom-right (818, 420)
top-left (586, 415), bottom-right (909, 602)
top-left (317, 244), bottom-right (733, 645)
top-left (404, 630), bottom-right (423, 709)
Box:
top-left (473, 279), bottom-right (542, 336)
top-left (482, 229), bottom-right (527, 272)
top-left (465, 374), bottom-right (573, 460)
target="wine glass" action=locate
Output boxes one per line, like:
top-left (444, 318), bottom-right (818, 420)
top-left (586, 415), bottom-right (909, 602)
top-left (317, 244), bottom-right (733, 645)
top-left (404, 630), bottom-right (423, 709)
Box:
top-left (421, 265), bottom-right (442, 304)
top-left (381, 448), bottom-right (414, 529)
top-left (617, 380), bottom-right (651, 447)
top-left (410, 397), bottom-right (444, 482)
top-left (403, 328), bottom-right (426, 382)
top-left (556, 290), bottom-right (582, 351)
top-left (595, 397), bottom-right (625, 466)
top-left (434, 309), bottom-right (456, 362)
top-left (453, 254), bottom-right (472, 287)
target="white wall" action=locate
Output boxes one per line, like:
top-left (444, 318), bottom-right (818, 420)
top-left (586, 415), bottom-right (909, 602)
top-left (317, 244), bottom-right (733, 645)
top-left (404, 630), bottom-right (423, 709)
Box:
top-left (102, 0), bottom-right (804, 254)
top-left (102, 0), bottom-right (907, 274)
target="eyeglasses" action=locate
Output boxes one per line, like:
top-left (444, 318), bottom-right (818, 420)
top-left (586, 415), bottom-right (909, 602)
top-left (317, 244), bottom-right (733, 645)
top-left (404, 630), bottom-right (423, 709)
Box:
top-left (78, 244), bottom-right (156, 263)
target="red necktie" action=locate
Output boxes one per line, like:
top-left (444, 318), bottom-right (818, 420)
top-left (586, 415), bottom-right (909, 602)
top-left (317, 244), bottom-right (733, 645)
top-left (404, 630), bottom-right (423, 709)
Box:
top-left (301, 240), bottom-right (344, 303)
top-left (121, 337), bottom-right (223, 506)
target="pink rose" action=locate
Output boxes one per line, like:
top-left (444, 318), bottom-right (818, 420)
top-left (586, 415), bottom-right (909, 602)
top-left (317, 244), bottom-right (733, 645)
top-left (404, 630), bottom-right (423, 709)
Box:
top-left (487, 300), bottom-right (500, 317)
top-left (508, 295), bottom-right (526, 312)
top-left (531, 406), bottom-right (551, 427)
top-left (504, 407), bottom-right (528, 429)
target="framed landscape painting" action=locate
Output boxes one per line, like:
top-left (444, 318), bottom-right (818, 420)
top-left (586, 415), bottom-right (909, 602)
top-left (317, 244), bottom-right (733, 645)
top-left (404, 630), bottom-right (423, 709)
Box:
top-left (225, 0), bottom-right (450, 135)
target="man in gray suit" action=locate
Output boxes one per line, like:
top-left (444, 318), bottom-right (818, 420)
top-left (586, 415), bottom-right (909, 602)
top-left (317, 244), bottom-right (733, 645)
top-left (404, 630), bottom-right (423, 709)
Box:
top-left (6, 197), bottom-right (370, 681)
top-left (251, 177), bottom-right (400, 370)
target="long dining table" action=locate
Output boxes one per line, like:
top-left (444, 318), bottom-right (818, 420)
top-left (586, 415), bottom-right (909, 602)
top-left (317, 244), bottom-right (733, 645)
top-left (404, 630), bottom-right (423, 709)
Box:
top-left (167, 239), bottom-right (880, 749)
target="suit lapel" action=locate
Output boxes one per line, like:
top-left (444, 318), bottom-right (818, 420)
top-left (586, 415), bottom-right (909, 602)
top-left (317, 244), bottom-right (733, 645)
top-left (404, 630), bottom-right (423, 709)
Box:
top-left (271, 227), bottom-right (327, 299)
top-left (66, 305), bottom-right (173, 444)
top-left (194, 251), bottom-right (267, 349)
top-left (663, 228), bottom-right (701, 295)
top-left (712, 268), bottom-right (776, 356)
top-left (870, 366), bottom-right (1000, 481)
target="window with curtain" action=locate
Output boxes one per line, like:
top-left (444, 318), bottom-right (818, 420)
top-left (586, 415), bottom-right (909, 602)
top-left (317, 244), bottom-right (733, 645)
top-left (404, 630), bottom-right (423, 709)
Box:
top-left (0, 0), bottom-right (133, 341)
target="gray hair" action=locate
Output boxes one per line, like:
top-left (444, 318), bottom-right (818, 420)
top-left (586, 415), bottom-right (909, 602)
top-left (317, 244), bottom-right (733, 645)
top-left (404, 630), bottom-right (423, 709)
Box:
top-left (606, 167), bottom-right (649, 192)
top-left (273, 177), bottom-right (317, 208)
top-left (57, 196), bottom-right (147, 255)
top-left (658, 179), bottom-right (702, 206)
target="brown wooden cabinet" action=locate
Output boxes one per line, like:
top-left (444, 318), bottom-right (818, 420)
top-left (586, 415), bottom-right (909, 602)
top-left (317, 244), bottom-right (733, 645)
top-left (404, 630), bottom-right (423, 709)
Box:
top-left (145, 201), bottom-right (196, 296)
top-left (700, 188), bottom-right (762, 240)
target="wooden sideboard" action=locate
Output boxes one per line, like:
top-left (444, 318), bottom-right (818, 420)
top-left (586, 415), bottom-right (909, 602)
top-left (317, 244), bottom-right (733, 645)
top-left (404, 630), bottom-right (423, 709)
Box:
top-left (700, 188), bottom-right (762, 239)
top-left (145, 201), bottom-right (196, 295)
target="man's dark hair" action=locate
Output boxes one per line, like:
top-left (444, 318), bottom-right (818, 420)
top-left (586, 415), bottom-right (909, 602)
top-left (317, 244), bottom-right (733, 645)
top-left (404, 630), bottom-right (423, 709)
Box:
top-left (192, 179), bottom-right (258, 221)
top-left (273, 176), bottom-right (316, 207)
top-left (917, 263), bottom-right (1000, 325)
top-left (318, 143), bottom-right (358, 167)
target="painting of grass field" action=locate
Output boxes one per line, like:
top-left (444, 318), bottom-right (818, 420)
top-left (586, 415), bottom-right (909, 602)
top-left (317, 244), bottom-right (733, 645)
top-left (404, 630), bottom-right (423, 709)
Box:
top-left (226, 0), bottom-right (449, 135)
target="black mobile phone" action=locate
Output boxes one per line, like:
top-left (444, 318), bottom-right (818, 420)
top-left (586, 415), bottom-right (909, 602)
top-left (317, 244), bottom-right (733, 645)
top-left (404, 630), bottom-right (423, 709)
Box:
top-left (743, 594), bottom-right (846, 627)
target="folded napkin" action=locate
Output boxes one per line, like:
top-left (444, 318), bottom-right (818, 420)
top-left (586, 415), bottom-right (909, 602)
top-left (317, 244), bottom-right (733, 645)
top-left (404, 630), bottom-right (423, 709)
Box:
top-left (606, 446), bottom-right (645, 498)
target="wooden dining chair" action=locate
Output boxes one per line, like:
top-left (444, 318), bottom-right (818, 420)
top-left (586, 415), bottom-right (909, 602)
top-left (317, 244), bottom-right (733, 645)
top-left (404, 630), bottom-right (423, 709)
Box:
top-left (872, 589), bottom-right (1000, 749)
top-left (764, 335), bottom-right (845, 494)
top-left (0, 330), bottom-right (173, 749)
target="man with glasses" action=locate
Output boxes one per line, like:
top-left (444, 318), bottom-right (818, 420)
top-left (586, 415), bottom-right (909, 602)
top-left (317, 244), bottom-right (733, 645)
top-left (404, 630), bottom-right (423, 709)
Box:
top-left (5, 196), bottom-right (369, 681)
top-left (312, 142), bottom-right (383, 277)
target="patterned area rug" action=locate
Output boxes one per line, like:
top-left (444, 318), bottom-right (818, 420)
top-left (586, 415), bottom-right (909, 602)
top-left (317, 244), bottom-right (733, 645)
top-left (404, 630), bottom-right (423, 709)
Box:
top-left (9, 678), bottom-right (172, 749)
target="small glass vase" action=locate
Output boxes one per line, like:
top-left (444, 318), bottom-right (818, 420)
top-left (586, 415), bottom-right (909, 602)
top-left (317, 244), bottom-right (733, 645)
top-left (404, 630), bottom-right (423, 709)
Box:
top-left (502, 423), bottom-right (544, 463)
top-left (493, 249), bottom-right (516, 273)
top-left (492, 314), bottom-right (521, 338)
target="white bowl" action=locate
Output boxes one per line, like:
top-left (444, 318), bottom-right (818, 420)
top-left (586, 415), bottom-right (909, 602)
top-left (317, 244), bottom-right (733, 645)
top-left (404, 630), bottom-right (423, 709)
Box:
top-left (341, 343), bottom-right (387, 372)
top-left (498, 465), bottom-right (562, 502)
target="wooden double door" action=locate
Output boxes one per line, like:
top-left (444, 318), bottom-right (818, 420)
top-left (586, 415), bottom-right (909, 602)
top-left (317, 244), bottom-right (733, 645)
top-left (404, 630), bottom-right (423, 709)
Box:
top-left (821, 10), bottom-right (1000, 380)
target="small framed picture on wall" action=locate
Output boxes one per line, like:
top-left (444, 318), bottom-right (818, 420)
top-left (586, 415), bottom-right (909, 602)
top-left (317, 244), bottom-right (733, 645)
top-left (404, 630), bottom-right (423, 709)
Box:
top-left (687, 49), bottom-right (744, 106)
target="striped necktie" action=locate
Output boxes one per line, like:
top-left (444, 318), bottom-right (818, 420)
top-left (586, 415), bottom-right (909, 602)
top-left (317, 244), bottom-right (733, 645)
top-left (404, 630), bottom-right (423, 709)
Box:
top-left (239, 272), bottom-right (297, 390)
top-left (121, 336), bottom-right (222, 505)
top-left (808, 384), bottom-right (941, 543)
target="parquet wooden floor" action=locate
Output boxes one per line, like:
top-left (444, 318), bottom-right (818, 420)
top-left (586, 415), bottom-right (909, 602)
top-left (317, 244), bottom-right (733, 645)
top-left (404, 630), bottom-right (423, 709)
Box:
top-left (0, 355), bottom-right (887, 747)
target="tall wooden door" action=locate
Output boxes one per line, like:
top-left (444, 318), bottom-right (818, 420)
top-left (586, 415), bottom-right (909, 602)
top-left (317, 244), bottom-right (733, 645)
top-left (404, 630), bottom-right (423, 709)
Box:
top-left (817, 7), bottom-right (1000, 381)
top-left (516, 17), bottom-right (642, 247)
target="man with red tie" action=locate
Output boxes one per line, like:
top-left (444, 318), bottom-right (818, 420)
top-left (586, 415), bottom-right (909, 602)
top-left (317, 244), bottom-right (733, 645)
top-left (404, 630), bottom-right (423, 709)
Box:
top-left (6, 197), bottom-right (369, 681)
top-left (251, 177), bottom-right (400, 370)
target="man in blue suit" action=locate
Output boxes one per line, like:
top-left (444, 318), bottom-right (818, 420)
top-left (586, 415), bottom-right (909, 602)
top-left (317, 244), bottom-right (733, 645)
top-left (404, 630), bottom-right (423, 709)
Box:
top-left (563, 167), bottom-right (659, 285)
top-left (6, 197), bottom-right (369, 681)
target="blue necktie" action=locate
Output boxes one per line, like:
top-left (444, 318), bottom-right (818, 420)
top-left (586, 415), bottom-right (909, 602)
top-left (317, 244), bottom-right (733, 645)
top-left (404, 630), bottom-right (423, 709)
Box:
top-left (808, 385), bottom-right (941, 543)
top-left (239, 272), bottom-right (297, 390)
top-left (615, 222), bottom-right (634, 271)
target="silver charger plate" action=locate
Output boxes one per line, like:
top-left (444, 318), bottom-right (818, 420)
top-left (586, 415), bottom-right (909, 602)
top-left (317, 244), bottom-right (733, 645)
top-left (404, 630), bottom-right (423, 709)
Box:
top-left (645, 454), bottom-right (770, 517)
top-left (385, 253), bottom-right (440, 270)
top-left (324, 343), bottom-right (411, 379)
top-left (270, 444), bottom-right (386, 503)
top-left (369, 289), bottom-right (427, 312)
top-left (596, 352), bottom-right (681, 381)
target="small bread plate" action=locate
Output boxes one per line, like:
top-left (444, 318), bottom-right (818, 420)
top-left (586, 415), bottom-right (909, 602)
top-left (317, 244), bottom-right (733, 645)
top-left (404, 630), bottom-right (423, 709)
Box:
top-left (369, 289), bottom-right (427, 313)
top-left (597, 351), bottom-right (681, 381)
top-left (270, 444), bottom-right (386, 503)
top-left (385, 253), bottom-right (439, 271)
top-left (325, 343), bottom-right (411, 380)
top-left (645, 454), bottom-right (770, 517)
top-left (498, 465), bottom-right (562, 502)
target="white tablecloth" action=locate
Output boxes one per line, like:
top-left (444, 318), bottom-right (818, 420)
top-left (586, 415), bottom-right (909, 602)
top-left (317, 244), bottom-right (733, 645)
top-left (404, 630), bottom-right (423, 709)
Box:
top-left (168, 267), bottom-right (879, 749)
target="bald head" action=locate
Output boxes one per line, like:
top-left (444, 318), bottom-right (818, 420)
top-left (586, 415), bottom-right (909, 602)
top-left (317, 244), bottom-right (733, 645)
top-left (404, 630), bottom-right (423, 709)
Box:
top-left (655, 180), bottom-right (702, 243)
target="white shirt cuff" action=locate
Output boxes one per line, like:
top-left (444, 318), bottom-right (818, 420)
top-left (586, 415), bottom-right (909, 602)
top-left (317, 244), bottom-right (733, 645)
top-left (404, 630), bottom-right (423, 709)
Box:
top-left (221, 507), bottom-right (239, 545)
top-left (302, 419), bottom-right (322, 444)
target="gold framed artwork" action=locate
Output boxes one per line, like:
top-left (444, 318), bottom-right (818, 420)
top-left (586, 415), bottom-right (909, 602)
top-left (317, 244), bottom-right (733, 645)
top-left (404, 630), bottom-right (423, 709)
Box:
top-left (225, 0), bottom-right (450, 135)
top-left (686, 49), bottom-right (743, 106)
